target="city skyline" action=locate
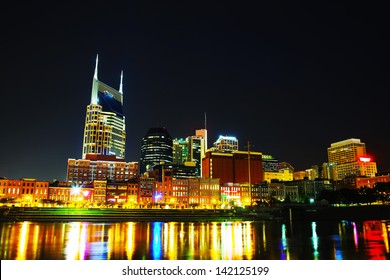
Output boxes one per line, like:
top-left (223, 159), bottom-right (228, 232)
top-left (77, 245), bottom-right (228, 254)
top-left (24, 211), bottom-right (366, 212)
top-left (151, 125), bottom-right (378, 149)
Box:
top-left (1, 1), bottom-right (389, 181)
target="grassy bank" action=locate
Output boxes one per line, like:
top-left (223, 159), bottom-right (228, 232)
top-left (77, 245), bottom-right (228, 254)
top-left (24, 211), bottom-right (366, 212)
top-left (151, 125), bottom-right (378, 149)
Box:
top-left (0, 207), bottom-right (251, 223)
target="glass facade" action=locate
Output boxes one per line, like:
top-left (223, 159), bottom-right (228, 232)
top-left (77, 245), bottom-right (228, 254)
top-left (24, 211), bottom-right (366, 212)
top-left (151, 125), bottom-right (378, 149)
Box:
top-left (140, 127), bottom-right (173, 174)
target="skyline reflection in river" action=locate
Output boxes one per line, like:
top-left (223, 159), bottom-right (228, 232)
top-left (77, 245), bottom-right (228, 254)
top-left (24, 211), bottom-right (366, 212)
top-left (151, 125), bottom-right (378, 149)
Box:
top-left (0, 220), bottom-right (389, 260)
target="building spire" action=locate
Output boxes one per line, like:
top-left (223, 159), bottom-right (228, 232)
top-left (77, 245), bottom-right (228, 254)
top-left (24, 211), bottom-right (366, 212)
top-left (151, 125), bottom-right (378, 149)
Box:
top-left (119, 70), bottom-right (123, 104)
top-left (91, 54), bottom-right (99, 104)
top-left (94, 54), bottom-right (99, 80)
top-left (119, 70), bottom-right (123, 94)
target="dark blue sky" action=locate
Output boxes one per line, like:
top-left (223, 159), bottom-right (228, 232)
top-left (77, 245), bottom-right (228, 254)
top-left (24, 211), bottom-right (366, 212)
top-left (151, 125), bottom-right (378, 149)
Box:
top-left (1, 1), bottom-right (389, 181)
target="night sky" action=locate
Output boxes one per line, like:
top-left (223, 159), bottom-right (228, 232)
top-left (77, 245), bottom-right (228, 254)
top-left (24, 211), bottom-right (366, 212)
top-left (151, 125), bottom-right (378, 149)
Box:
top-left (1, 1), bottom-right (389, 181)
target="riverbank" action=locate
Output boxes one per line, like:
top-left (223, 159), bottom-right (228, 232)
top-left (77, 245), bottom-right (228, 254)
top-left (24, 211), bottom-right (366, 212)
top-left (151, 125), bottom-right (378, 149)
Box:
top-left (285, 204), bottom-right (390, 221)
top-left (0, 207), bottom-right (258, 223)
top-left (1, 204), bottom-right (390, 223)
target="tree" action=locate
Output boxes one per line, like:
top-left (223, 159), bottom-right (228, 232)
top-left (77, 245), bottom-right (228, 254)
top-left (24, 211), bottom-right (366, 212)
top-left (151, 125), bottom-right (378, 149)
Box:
top-left (338, 188), bottom-right (360, 205)
top-left (317, 189), bottom-right (337, 204)
top-left (358, 186), bottom-right (377, 205)
top-left (374, 182), bottom-right (390, 203)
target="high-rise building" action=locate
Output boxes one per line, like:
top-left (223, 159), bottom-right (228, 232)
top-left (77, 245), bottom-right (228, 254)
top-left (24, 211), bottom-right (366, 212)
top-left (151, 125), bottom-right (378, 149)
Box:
top-left (172, 129), bottom-right (207, 178)
top-left (195, 128), bottom-right (208, 155)
top-left (66, 56), bottom-right (138, 185)
top-left (327, 138), bottom-right (377, 180)
top-left (140, 127), bottom-right (173, 174)
top-left (172, 138), bottom-right (188, 165)
top-left (321, 162), bottom-right (336, 180)
top-left (187, 135), bottom-right (203, 177)
top-left (82, 55), bottom-right (126, 160)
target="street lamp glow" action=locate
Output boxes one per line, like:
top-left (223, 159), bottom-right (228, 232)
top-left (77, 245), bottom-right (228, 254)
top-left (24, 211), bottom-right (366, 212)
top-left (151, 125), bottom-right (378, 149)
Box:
top-left (71, 185), bottom-right (81, 195)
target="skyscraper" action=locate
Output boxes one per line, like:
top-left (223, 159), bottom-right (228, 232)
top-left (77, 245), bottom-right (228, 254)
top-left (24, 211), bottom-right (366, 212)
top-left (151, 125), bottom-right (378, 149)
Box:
top-left (82, 55), bottom-right (126, 160)
top-left (172, 130), bottom-right (207, 178)
top-left (327, 138), bottom-right (377, 180)
top-left (172, 138), bottom-right (189, 165)
top-left (67, 56), bottom-right (138, 185)
top-left (187, 136), bottom-right (203, 177)
top-left (140, 127), bottom-right (173, 174)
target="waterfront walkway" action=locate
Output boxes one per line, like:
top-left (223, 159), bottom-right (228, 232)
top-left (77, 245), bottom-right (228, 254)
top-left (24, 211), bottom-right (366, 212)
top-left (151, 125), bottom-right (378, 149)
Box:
top-left (1, 204), bottom-right (390, 223)
top-left (0, 207), bottom-right (271, 223)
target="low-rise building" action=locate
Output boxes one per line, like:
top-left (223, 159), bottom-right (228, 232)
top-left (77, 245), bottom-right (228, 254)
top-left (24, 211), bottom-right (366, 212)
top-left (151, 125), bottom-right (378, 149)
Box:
top-left (0, 178), bottom-right (49, 206)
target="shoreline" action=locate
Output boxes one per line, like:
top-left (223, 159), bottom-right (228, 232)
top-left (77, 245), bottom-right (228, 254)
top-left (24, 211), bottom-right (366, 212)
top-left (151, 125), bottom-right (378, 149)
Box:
top-left (0, 207), bottom-right (248, 223)
top-left (286, 204), bottom-right (390, 221)
top-left (1, 204), bottom-right (390, 223)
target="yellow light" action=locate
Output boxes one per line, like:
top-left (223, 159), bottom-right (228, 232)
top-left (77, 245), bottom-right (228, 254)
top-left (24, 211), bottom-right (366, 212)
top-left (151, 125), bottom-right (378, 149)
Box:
top-left (16, 222), bottom-right (29, 260)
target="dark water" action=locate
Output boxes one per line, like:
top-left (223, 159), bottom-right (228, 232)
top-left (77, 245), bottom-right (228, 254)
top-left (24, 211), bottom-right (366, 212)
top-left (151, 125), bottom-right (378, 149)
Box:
top-left (0, 220), bottom-right (389, 260)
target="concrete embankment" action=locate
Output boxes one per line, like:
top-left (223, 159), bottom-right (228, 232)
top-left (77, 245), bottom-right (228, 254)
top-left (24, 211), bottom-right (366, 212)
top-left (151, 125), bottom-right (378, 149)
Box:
top-left (2, 205), bottom-right (388, 223)
top-left (0, 207), bottom-right (269, 223)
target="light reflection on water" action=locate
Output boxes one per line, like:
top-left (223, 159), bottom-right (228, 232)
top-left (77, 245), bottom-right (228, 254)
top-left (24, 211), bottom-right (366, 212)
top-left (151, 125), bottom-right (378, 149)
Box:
top-left (0, 220), bottom-right (389, 260)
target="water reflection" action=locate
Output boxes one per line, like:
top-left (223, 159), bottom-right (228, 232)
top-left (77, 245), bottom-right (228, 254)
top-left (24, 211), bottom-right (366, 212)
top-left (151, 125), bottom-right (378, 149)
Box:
top-left (311, 222), bottom-right (319, 260)
top-left (152, 222), bottom-right (162, 259)
top-left (280, 224), bottom-right (288, 260)
top-left (0, 220), bottom-right (389, 260)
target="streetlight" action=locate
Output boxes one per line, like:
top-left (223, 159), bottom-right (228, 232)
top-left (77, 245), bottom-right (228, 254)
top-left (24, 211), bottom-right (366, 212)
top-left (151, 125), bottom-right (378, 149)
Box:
top-left (71, 185), bottom-right (82, 207)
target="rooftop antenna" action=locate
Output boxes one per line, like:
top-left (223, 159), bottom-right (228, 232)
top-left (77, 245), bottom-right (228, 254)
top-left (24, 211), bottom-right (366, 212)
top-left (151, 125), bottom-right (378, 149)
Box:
top-left (204, 112), bottom-right (207, 129)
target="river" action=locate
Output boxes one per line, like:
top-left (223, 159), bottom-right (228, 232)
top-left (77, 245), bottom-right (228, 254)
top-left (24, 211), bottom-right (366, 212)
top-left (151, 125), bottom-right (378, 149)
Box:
top-left (0, 219), bottom-right (389, 260)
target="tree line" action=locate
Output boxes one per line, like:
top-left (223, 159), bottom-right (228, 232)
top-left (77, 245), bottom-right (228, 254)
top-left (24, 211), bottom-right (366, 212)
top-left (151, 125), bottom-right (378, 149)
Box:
top-left (317, 182), bottom-right (390, 205)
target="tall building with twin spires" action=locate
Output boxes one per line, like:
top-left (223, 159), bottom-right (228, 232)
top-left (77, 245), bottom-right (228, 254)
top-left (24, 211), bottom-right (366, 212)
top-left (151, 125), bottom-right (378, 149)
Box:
top-left (82, 55), bottom-right (126, 159)
top-left (67, 56), bottom-right (138, 186)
